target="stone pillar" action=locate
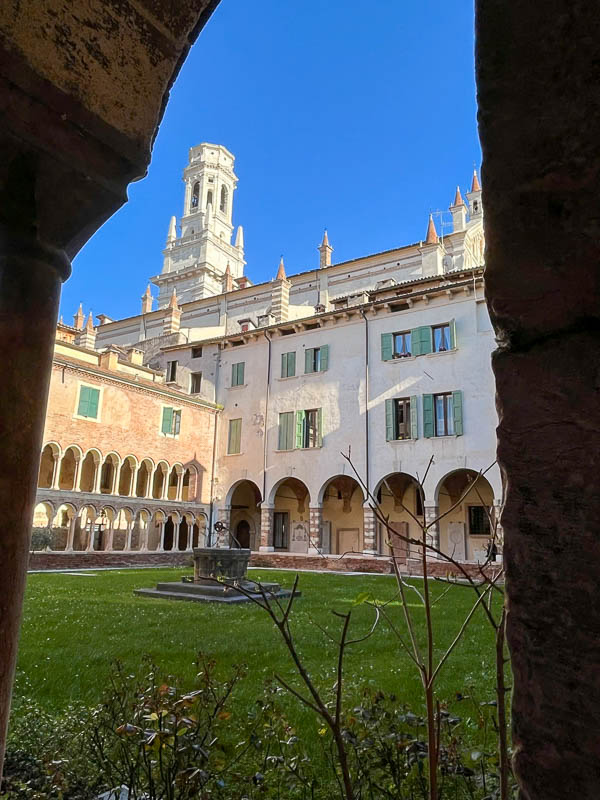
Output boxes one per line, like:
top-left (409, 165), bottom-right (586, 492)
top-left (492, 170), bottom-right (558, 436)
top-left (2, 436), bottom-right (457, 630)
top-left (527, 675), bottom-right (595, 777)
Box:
top-left (129, 468), bottom-right (136, 498)
top-left (308, 506), bottom-right (322, 554)
top-left (93, 464), bottom-right (102, 495)
top-left (176, 472), bottom-right (184, 501)
top-left (51, 456), bottom-right (61, 490)
top-left (72, 458), bottom-right (82, 493)
top-left (424, 505), bottom-right (440, 556)
top-left (65, 512), bottom-right (77, 552)
top-left (477, 3), bottom-right (600, 795)
top-left (259, 506), bottom-right (274, 552)
top-left (104, 522), bottom-right (115, 552)
top-left (185, 522), bottom-right (193, 551)
top-left (85, 522), bottom-right (95, 552)
top-left (160, 472), bottom-right (168, 501)
top-left (0, 232), bottom-right (69, 772)
top-left (362, 504), bottom-right (377, 555)
top-left (158, 522), bottom-right (166, 552)
top-left (125, 522), bottom-right (133, 551)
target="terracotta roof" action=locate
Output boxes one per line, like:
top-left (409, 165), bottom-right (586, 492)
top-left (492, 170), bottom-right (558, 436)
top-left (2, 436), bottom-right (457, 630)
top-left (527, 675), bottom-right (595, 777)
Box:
top-left (471, 169), bottom-right (481, 192)
top-left (276, 257), bottom-right (286, 280)
top-left (452, 186), bottom-right (465, 207)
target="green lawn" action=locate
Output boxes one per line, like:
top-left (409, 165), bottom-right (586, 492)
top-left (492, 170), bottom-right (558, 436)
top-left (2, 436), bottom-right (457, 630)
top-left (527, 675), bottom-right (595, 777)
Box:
top-left (13, 567), bottom-right (500, 728)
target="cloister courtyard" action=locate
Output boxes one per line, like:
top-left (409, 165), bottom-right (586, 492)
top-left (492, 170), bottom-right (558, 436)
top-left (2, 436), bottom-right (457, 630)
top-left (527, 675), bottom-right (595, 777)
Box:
top-left (10, 568), bottom-right (501, 751)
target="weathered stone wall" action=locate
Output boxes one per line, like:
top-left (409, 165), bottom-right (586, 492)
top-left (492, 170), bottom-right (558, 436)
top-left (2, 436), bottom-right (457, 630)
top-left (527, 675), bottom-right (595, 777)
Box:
top-left (29, 551), bottom-right (193, 571)
top-left (476, 2), bottom-right (600, 797)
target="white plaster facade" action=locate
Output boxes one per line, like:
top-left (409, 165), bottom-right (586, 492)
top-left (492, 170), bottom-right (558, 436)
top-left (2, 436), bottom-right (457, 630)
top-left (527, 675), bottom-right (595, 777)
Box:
top-left (92, 144), bottom-right (500, 563)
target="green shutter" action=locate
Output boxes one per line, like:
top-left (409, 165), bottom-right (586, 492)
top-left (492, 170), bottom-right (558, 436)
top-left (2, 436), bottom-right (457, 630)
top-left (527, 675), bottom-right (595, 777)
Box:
top-left (281, 353), bottom-right (287, 378)
top-left (449, 318), bottom-right (457, 350)
top-left (239, 362), bottom-right (245, 385)
top-left (88, 388), bottom-right (99, 419)
top-left (423, 394), bottom-right (434, 438)
top-left (411, 326), bottom-right (432, 356)
top-left (381, 333), bottom-right (393, 361)
top-left (385, 399), bottom-right (395, 441)
top-left (232, 362), bottom-right (244, 386)
top-left (410, 396), bottom-right (418, 439)
top-left (228, 419), bottom-right (241, 454)
top-left (231, 363), bottom-right (237, 385)
top-left (317, 407), bottom-right (323, 446)
top-left (452, 390), bottom-right (463, 435)
top-left (289, 351), bottom-right (296, 377)
top-left (319, 344), bottom-right (329, 372)
top-left (77, 386), bottom-right (90, 417)
top-left (305, 348), bottom-right (314, 374)
top-left (296, 410), bottom-right (305, 448)
top-left (162, 406), bottom-right (173, 434)
top-left (278, 412), bottom-right (290, 450)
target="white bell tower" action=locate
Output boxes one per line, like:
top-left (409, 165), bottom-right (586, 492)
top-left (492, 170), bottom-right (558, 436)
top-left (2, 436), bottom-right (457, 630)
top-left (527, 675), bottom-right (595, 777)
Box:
top-left (153, 143), bottom-right (246, 306)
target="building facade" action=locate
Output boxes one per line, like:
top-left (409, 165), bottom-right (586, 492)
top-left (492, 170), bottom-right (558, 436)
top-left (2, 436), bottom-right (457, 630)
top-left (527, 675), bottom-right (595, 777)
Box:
top-left (36, 143), bottom-right (501, 565)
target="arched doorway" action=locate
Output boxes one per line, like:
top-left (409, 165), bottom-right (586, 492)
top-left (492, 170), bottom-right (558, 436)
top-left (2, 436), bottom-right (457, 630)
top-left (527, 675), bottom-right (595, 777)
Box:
top-left (374, 472), bottom-right (423, 559)
top-left (269, 478), bottom-right (311, 553)
top-left (319, 476), bottom-right (364, 555)
top-left (235, 520), bottom-right (251, 549)
top-left (436, 470), bottom-right (496, 562)
top-left (227, 480), bottom-right (262, 551)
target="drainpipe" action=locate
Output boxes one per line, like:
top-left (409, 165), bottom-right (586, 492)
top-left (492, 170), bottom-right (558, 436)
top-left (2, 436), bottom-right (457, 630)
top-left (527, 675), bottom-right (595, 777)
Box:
top-left (208, 343), bottom-right (221, 546)
top-left (262, 331), bottom-right (272, 505)
top-left (360, 310), bottom-right (370, 495)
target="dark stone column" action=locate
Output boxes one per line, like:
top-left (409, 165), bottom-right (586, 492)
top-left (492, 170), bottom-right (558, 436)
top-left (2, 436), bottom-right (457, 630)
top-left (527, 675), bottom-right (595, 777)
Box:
top-left (476, 3), bottom-right (600, 797)
top-left (0, 224), bottom-right (69, 774)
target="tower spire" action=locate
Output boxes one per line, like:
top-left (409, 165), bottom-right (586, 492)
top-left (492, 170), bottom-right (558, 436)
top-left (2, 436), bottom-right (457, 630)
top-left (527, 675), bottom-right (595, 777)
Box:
top-left (276, 256), bottom-right (286, 281)
top-left (167, 216), bottom-right (177, 243)
top-left (318, 228), bottom-right (333, 268)
top-left (73, 303), bottom-right (84, 330)
top-left (471, 168), bottom-right (481, 192)
top-left (452, 186), bottom-right (465, 208)
top-left (425, 214), bottom-right (438, 245)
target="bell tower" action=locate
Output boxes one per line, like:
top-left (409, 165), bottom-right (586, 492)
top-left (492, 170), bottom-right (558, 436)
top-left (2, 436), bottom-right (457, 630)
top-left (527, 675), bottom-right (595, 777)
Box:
top-left (152, 143), bottom-right (246, 307)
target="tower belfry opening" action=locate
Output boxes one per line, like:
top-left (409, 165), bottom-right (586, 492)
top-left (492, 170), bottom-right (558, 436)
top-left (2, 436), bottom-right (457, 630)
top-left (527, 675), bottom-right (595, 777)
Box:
top-left (153, 143), bottom-right (246, 307)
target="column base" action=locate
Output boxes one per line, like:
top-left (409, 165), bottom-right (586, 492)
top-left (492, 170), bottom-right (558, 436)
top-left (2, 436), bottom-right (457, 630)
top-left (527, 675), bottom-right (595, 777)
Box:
top-left (363, 549), bottom-right (377, 557)
top-left (307, 546), bottom-right (321, 555)
top-left (259, 546), bottom-right (275, 553)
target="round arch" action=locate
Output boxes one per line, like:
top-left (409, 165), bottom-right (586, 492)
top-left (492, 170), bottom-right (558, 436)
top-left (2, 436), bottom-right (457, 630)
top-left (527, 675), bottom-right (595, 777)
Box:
top-left (317, 474), bottom-right (366, 507)
top-left (58, 445), bottom-right (83, 490)
top-left (38, 443), bottom-right (61, 488)
top-left (135, 458), bottom-right (155, 498)
top-left (117, 455), bottom-right (138, 497)
top-left (152, 461), bottom-right (169, 499)
top-left (226, 478), bottom-right (263, 507)
top-left (80, 448), bottom-right (102, 492)
top-left (268, 476), bottom-right (311, 508)
top-left (319, 475), bottom-right (365, 556)
top-left (435, 469), bottom-right (496, 562)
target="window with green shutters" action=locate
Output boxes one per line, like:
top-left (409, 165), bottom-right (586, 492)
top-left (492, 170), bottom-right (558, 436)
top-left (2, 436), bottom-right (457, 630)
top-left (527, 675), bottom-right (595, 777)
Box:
top-left (304, 345), bottom-right (329, 373)
top-left (381, 321), bottom-right (456, 361)
top-left (281, 351), bottom-right (296, 378)
top-left (77, 385), bottom-right (100, 419)
top-left (161, 406), bottom-right (181, 436)
top-left (385, 397), bottom-right (418, 440)
top-left (295, 408), bottom-right (322, 448)
top-left (231, 362), bottom-right (245, 386)
top-left (227, 418), bottom-right (242, 454)
top-left (278, 411), bottom-right (295, 450)
top-left (422, 391), bottom-right (463, 437)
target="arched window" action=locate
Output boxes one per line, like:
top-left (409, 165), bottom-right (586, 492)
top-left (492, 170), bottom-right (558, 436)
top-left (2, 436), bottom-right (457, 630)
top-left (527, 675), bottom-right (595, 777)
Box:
top-left (191, 182), bottom-right (199, 210)
top-left (220, 185), bottom-right (228, 213)
top-left (206, 190), bottom-right (213, 208)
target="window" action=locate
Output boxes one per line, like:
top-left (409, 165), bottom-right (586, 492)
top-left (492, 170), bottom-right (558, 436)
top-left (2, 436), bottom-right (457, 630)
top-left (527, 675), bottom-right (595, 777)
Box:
top-left (281, 351), bottom-right (296, 378)
top-left (227, 418), bottom-right (242, 454)
top-left (381, 322), bottom-right (456, 361)
top-left (77, 386), bottom-right (100, 419)
top-left (191, 346), bottom-right (203, 358)
top-left (468, 506), bottom-right (491, 536)
top-left (231, 362), bottom-right (245, 386)
top-left (385, 397), bottom-right (417, 440)
top-left (433, 324), bottom-right (451, 352)
top-left (191, 182), bottom-right (199, 209)
top-left (273, 512), bottom-right (288, 550)
top-left (423, 391), bottom-right (463, 437)
top-left (304, 345), bottom-right (329, 374)
top-left (393, 331), bottom-right (411, 358)
top-left (206, 190), bottom-right (213, 208)
top-left (385, 397), bottom-right (418, 442)
top-left (220, 185), bottom-right (228, 213)
top-left (166, 360), bottom-right (178, 382)
top-left (278, 412), bottom-right (295, 450)
top-left (161, 407), bottom-right (181, 436)
top-left (296, 408), bottom-right (322, 448)
top-left (190, 372), bottom-right (202, 394)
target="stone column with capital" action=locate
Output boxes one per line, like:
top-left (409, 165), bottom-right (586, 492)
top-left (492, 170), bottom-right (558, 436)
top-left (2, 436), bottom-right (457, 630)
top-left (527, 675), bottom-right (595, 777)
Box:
top-left (362, 504), bottom-right (377, 555)
top-left (259, 507), bottom-right (274, 552)
top-left (65, 512), bottom-right (77, 552)
top-left (424, 505), bottom-right (440, 558)
top-left (51, 456), bottom-right (61, 490)
top-left (308, 506), bottom-right (323, 554)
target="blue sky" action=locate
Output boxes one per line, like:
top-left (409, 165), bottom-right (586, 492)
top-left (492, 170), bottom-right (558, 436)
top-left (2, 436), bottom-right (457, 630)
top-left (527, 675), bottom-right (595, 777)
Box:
top-left (64, 0), bottom-right (480, 323)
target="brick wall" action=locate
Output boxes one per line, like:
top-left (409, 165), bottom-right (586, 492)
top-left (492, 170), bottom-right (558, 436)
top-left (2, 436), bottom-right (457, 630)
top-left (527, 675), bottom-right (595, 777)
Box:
top-left (250, 552), bottom-right (393, 574)
top-left (29, 551), bottom-right (193, 570)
